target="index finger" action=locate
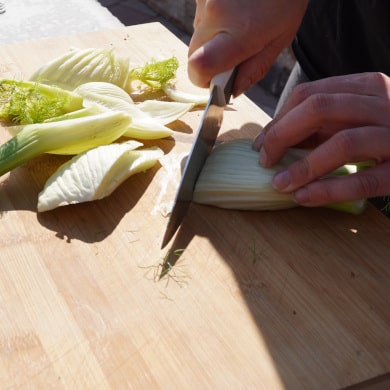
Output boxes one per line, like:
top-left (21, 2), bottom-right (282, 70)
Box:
top-left (276, 72), bottom-right (389, 119)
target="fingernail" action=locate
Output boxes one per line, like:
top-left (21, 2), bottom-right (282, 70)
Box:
top-left (273, 170), bottom-right (291, 191)
top-left (293, 187), bottom-right (309, 204)
top-left (253, 132), bottom-right (264, 151)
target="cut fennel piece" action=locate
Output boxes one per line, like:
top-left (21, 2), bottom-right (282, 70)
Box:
top-left (74, 82), bottom-right (175, 139)
top-left (0, 110), bottom-right (131, 177)
top-left (37, 141), bottom-right (164, 212)
top-left (29, 47), bottom-right (130, 91)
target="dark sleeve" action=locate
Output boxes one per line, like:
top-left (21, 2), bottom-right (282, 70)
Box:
top-left (292, 0), bottom-right (390, 80)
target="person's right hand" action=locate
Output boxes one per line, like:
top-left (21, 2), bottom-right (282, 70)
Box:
top-left (188, 0), bottom-right (309, 96)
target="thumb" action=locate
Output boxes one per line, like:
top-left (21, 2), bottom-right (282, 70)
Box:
top-left (188, 32), bottom-right (245, 88)
top-left (188, 31), bottom-right (285, 95)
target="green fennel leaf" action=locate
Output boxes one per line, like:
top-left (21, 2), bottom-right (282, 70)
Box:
top-left (0, 81), bottom-right (67, 124)
top-left (129, 57), bottom-right (179, 90)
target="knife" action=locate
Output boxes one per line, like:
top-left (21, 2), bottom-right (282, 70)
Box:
top-left (161, 68), bottom-right (236, 249)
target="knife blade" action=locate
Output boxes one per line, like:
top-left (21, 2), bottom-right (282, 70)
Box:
top-left (161, 68), bottom-right (236, 249)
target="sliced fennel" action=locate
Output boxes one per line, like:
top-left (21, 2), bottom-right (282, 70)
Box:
top-left (193, 138), bottom-right (367, 215)
top-left (74, 82), bottom-right (175, 139)
top-left (72, 81), bottom-right (134, 103)
top-left (0, 111), bottom-right (131, 177)
top-left (127, 57), bottom-right (179, 91)
top-left (0, 79), bottom-right (83, 124)
top-left (29, 47), bottom-right (129, 91)
top-left (136, 100), bottom-right (194, 125)
top-left (126, 55), bottom-right (208, 106)
top-left (37, 141), bottom-right (164, 212)
top-left (42, 105), bottom-right (104, 123)
top-left (163, 84), bottom-right (209, 106)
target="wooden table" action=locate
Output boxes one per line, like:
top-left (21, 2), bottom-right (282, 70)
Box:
top-left (0, 23), bottom-right (389, 389)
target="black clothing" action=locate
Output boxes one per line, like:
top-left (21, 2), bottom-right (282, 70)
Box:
top-left (292, 0), bottom-right (390, 81)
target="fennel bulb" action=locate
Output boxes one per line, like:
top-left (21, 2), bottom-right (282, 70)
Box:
top-left (193, 138), bottom-right (367, 214)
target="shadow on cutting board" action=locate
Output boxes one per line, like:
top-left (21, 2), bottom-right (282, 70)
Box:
top-left (36, 167), bottom-right (159, 243)
top-left (36, 138), bottom-right (176, 243)
top-left (178, 198), bottom-right (390, 388)
top-left (157, 122), bottom-right (263, 274)
top-left (0, 136), bottom-right (177, 242)
top-left (157, 125), bottom-right (390, 388)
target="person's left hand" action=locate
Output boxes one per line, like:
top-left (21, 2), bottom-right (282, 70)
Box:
top-left (253, 72), bottom-right (390, 206)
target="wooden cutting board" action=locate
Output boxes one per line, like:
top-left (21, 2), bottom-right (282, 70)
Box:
top-left (0, 23), bottom-right (389, 389)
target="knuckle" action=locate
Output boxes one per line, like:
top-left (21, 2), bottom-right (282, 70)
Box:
top-left (263, 124), bottom-right (284, 153)
top-left (205, 0), bottom-right (224, 18)
top-left (323, 184), bottom-right (335, 203)
top-left (310, 182), bottom-right (335, 205)
top-left (368, 71), bottom-right (387, 87)
top-left (331, 130), bottom-right (355, 158)
top-left (307, 93), bottom-right (333, 116)
top-left (357, 71), bottom-right (388, 93)
top-left (292, 155), bottom-right (314, 181)
top-left (261, 124), bottom-right (287, 165)
top-left (291, 82), bottom-right (312, 104)
top-left (264, 125), bottom-right (280, 144)
top-left (356, 173), bottom-right (380, 198)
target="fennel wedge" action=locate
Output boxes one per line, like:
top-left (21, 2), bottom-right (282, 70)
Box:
top-left (29, 47), bottom-right (129, 91)
top-left (193, 138), bottom-right (367, 215)
top-left (37, 141), bottom-right (164, 212)
top-left (74, 82), bottom-right (177, 139)
top-left (0, 111), bottom-right (131, 177)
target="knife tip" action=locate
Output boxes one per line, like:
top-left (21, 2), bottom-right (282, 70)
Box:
top-left (160, 237), bottom-right (169, 250)
top-left (160, 229), bottom-right (173, 249)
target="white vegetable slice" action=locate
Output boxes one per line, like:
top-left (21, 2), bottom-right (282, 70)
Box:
top-left (5, 110), bottom-right (131, 156)
top-left (37, 141), bottom-right (164, 212)
top-left (163, 84), bottom-right (209, 106)
top-left (74, 81), bottom-right (133, 103)
top-left (74, 82), bottom-right (174, 139)
top-left (136, 100), bottom-right (194, 125)
top-left (30, 48), bottom-right (129, 90)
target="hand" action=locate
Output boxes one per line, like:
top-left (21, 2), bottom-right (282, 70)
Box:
top-left (253, 72), bottom-right (390, 206)
top-left (188, 0), bottom-right (308, 96)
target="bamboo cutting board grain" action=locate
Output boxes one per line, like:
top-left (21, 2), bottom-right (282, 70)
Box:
top-left (0, 23), bottom-right (389, 390)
